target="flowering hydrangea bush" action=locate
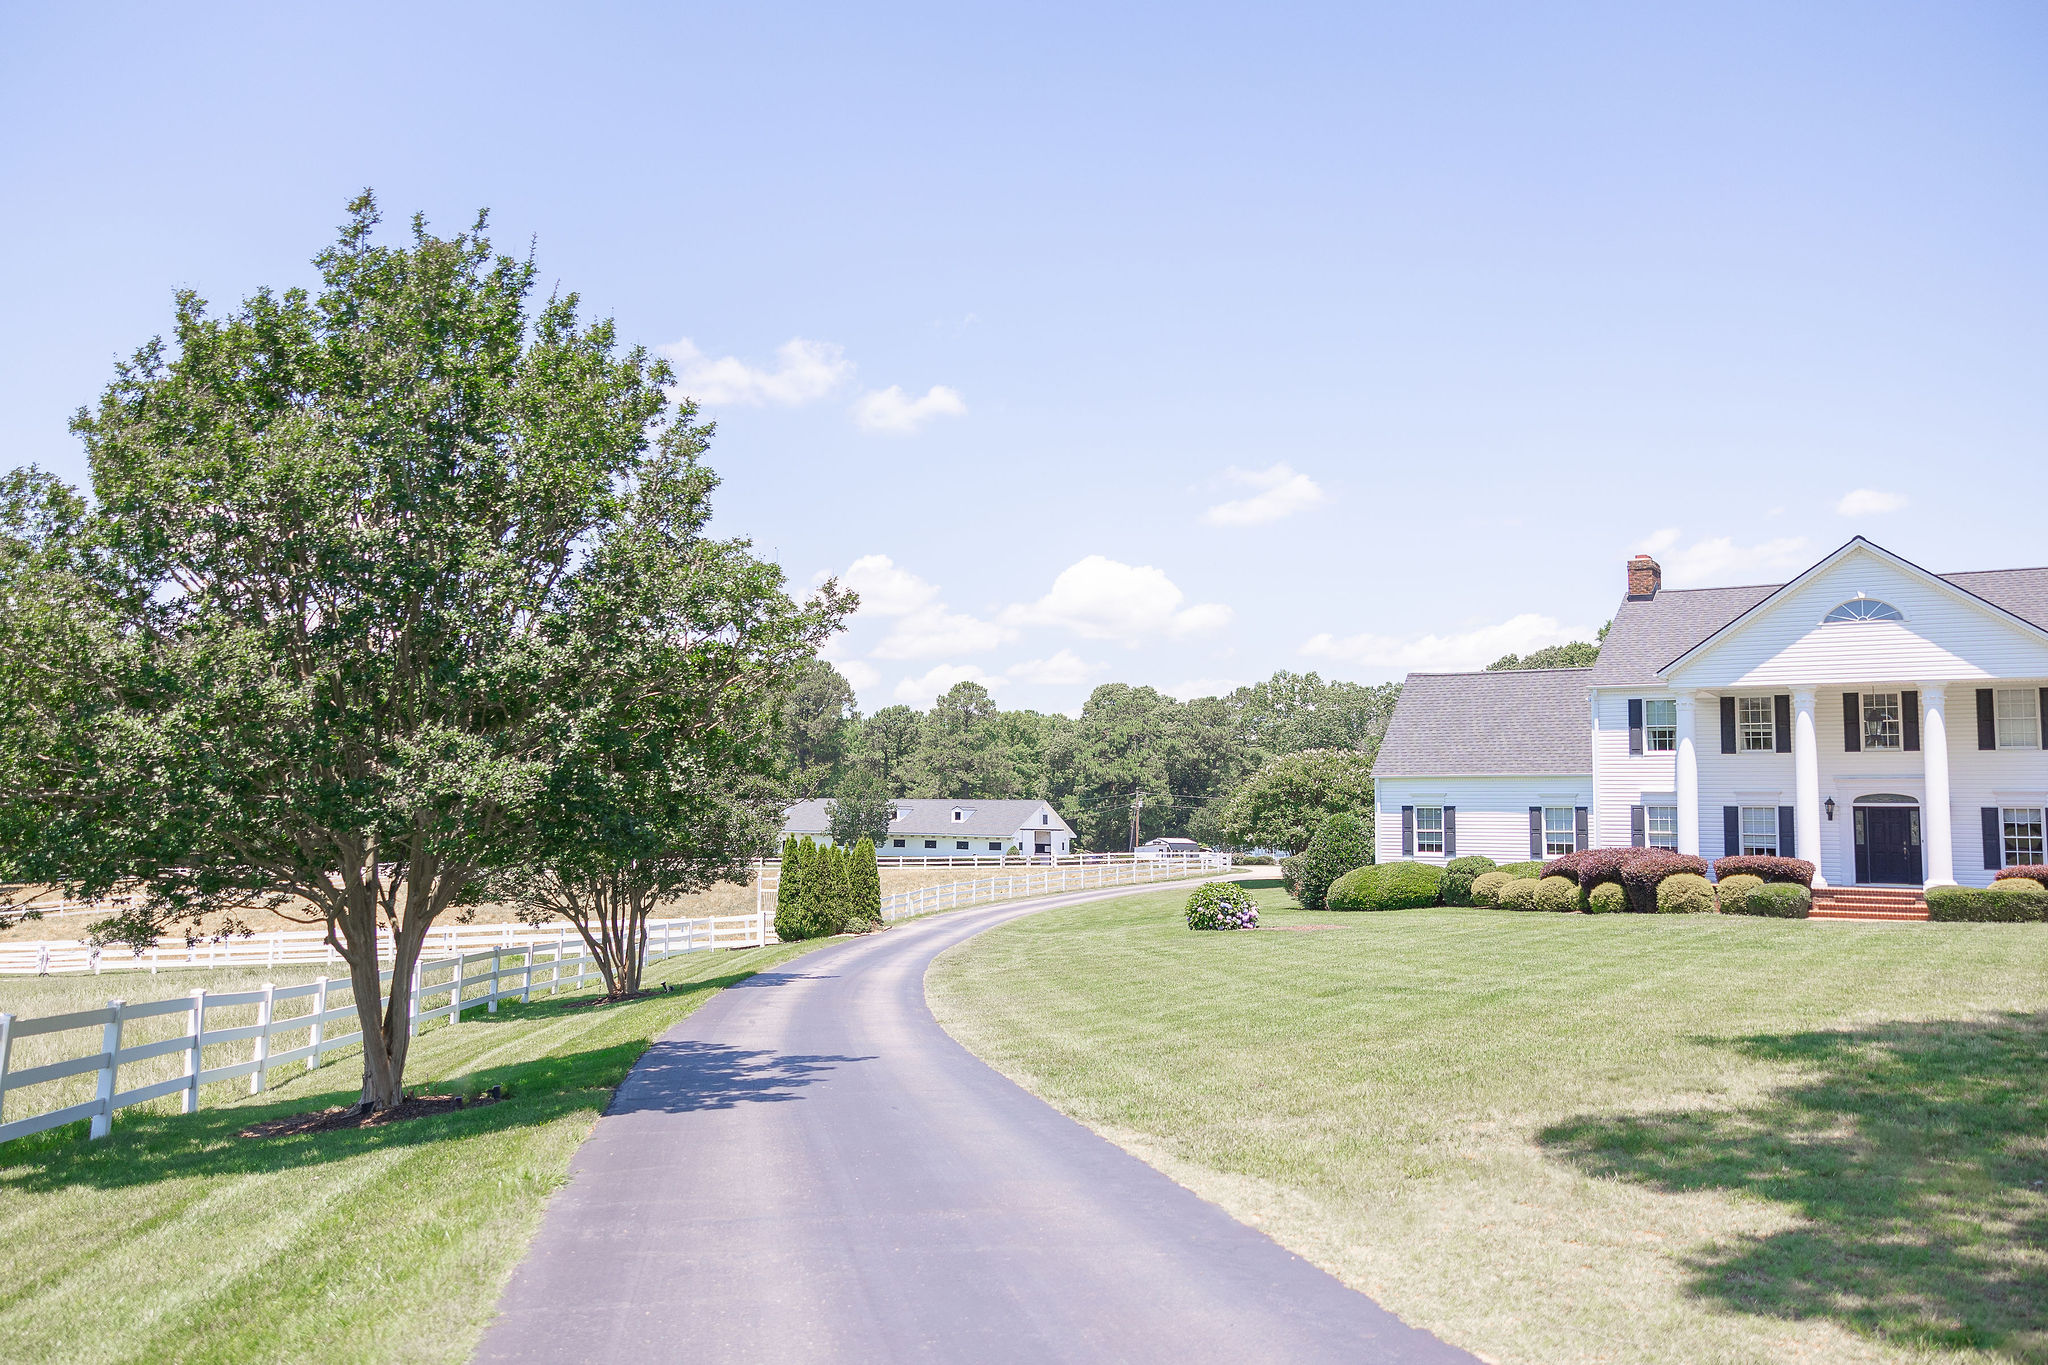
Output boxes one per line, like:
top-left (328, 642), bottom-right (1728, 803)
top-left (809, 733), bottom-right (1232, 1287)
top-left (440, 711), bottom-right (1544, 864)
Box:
top-left (1185, 881), bottom-right (1260, 931)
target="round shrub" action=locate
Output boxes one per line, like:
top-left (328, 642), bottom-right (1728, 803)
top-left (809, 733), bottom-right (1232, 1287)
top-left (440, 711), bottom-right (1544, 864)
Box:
top-left (1289, 813), bottom-right (1373, 910)
top-left (1185, 880), bottom-right (1260, 930)
top-left (1714, 873), bottom-right (1765, 912)
top-left (1723, 882), bottom-right (1810, 918)
top-left (1992, 864), bottom-right (2048, 888)
top-left (1656, 872), bottom-right (1717, 914)
top-left (1992, 877), bottom-right (2048, 895)
top-left (1619, 850), bottom-right (1710, 913)
top-left (1328, 860), bottom-right (1443, 911)
top-left (1534, 875), bottom-right (1582, 913)
top-left (1440, 855), bottom-right (1498, 907)
top-left (1586, 882), bottom-right (1628, 914)
top-left (1469, 870), bottom-right (1512, 906)
top-left (1498, 878), bottom-right (1539, 911)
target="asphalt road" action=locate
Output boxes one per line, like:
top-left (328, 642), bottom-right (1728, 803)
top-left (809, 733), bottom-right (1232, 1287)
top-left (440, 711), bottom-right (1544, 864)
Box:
top-left (474, 886), bottom-right (1477, 1365)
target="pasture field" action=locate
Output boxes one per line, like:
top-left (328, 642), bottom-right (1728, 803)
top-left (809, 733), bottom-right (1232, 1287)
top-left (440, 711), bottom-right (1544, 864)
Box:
top-left (928, 881), bottom-right (2048, 1365)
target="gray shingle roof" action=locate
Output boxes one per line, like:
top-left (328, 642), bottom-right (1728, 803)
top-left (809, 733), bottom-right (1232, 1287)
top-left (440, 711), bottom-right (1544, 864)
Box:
top-left (1373, 669), bottom-right (1592, 777)
top-left (783, 798), bottom-right (1071, 840)
top-left (1588, 566), bottom-right (2048, 687)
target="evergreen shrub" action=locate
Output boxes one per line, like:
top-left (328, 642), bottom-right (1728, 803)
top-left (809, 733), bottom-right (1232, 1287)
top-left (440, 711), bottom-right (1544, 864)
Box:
top-left (1992, 864), bottom-right (2048, 888)
top-left (1498, 878), bottom-right (1539, 910)
top-left (1469, 871), bottom-right (1512, 906)
top-left (1723, 882), bottom-right (1810, 918)
top-left (1587, 882), bottom-right (1628, 914)
top-left (1290, 813), bottom-right (1373, 910)
top-left (1327, 861), bottom-right (1442, 911)
top-left (1928, 884), bottom-right (2048, 922)
top-left (1440, 855), bottom-right (1497, 906)
top-left (1655, 872), bottom-right (1717, 914)
top-left (1714, 874), bottom-right (1765, 909)
top-left (1620, 851), bottom-right (1709, 913)
top-left (1495, 861), bottom-right (1546, 879)
top-left (1534, 875), bottom-right (1582, 913)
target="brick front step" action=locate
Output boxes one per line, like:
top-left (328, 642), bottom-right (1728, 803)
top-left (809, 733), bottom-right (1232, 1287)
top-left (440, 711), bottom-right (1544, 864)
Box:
top-left (1809, 886), bottom-right (1929, 921)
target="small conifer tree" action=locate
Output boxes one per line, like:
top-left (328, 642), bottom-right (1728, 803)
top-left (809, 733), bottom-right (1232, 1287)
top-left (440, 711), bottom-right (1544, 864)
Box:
top-left (853, 838), bottom-right (883, 926)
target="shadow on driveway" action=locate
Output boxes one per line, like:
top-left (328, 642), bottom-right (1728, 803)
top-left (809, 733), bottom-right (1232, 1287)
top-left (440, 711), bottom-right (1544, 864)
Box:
top-left (612, 1039), bottom-right (873, 1114)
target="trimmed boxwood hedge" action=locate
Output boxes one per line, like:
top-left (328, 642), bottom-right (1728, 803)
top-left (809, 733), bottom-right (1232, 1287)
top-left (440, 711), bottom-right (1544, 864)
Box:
top-left (1440, 855), bottom-right (1498, 907)
top-left (1534, 875), bottom-right (1582, 913)
top-left (1469, 870), bottom-right (1512, 906)
top-left (1723, 882), bottom-right (1811, 918)
top-left (1498, 878), bottom-right (1539, 910)
top-left (1656, 872), bottom-right (1717, 914)
top-left (1586, 882), bottom-right (1628, 914)
top-left (1327, 860), bottom-right (1443, 911)
top-left (1928, 884), bottom-right (2048, 922)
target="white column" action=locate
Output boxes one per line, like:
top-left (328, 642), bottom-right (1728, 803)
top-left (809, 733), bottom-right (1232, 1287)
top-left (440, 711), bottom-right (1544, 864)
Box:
top-left (1791, 688), bottom-right (1827, 888)
top-left (1674, 691), bottom-right (1701, 857)
top-left (1920, 684), bottom-right (1956, 887)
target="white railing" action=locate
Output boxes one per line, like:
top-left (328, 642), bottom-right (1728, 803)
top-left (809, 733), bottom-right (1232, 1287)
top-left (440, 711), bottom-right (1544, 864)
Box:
top-left (878, 851), bottom-right (1231, 920)
top-left (0, 918), bottom-right (768, 1146)
top-left (1, 911), bottom-right (770, 977)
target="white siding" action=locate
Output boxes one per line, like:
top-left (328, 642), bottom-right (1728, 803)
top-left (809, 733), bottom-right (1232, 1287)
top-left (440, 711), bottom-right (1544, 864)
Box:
top-left (1590, 687), bottom-right (1678, 847)
top-left (1375, 776), bottom-right (1594, 867)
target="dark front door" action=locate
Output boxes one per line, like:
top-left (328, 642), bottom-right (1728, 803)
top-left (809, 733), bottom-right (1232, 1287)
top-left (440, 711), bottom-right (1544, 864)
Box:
top-left (1855, 805), bottom-right (1923, 884)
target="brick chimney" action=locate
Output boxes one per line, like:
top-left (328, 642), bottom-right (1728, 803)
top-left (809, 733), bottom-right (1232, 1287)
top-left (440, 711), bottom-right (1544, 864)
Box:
top-left (1627, 554), bottom-right (1662, 600)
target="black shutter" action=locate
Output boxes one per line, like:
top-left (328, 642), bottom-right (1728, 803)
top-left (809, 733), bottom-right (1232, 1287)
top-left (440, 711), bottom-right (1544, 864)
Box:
top-left (1977, 689), bottom-right (1996, 749)
top-left (1842, 692), bottom-right (1861, 751)
top-left (1778, 805), bottom-right (1796, 858)
top-left (1983, 807), bottom-right (2003, 869)
top-left (1902, 690), bottom-right (1920, 752)
top-left (1401, 806), bottom-right (1414, 857)
top-left (2041, 687), bottom-right (2048, 749)
top-left (1630, 805), bottom-right (1647, 847)
top-left (1575, 807), bottom-right (1589, 852)
top-left (1720, 697), bottom-right (1738, 754)
top-left (1723, 806), bottom-right (1740, 857)
top-left (1628, 698), bottom-right (1644, 755)
top-left (1443, 806), bottom-right (1456, 858)
top-left (1529, 807), bottom-right (1542, 859)
top-left (1774, 695), bottom-right (1792, 753)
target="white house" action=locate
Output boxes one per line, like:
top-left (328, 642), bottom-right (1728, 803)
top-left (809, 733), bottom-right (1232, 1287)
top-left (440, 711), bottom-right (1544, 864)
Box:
top-left (1373, 537), bottom-right (2048, 891)
top-left (782, 798), bottom-right (1075, 859)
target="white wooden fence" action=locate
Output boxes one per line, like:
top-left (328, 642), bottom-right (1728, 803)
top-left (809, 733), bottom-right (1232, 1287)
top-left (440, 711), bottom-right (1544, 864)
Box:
top-left (874, 851), bottom-right (1232, 921)
top-left (0, 917), bottom-right (765, 1147)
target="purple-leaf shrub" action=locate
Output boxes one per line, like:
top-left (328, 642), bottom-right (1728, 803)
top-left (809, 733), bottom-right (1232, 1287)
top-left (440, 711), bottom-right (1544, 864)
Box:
top-left (1618, 850), bottom-right (1709, 913)
top-left (1992, 864), bottom-right (2048, 887)
top-left (1711, 856), bottom-right (1815, 887)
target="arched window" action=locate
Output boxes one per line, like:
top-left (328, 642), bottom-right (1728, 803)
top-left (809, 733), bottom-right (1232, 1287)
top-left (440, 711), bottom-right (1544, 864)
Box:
top-left (1823, 597), bottom-right (1903, 624)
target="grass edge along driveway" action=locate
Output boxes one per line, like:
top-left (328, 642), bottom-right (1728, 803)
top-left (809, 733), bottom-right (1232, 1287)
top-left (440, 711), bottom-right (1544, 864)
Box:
top-left (926, 881), bottom-right (2048, 1365)
top-left (0, 938), bottom-right (820, 1365)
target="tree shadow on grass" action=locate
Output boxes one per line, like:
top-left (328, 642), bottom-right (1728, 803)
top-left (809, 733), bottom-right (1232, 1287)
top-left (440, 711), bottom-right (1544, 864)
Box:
top-left (0, 969), bottom-right (856, 1195)
top-left (1540, 1012), bottom-right (2048, 1361)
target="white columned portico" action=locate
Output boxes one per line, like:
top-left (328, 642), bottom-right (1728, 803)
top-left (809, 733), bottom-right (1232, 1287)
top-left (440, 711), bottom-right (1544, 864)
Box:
top-left (1791, 688), bottom-right (1826, 887)
top-left (1674, 691), bottom-right (1701, 857)
top-left (1920, 684), bottom-right (1956, 887)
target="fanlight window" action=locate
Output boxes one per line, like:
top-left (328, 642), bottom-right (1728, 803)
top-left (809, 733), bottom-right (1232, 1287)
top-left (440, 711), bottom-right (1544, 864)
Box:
top-left (1823, 598), bottom-right (1903, 624)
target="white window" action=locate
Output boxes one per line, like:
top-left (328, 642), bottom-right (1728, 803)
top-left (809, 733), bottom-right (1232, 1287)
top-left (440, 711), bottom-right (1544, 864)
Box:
top-left (2004, 808), bottom-right (2045, 866)
top-left (1738, 697), bottom-right (1775, 751)
top-left (1739, 806), bottom-right (1779, 856)
top-left (1644, 699), bottom-right (1676, 752)
top-left (1415, 805), bottom-right (1444, 855)
top-left (1646, 805), bottom-right (1678, 849)
top-left (1863, 692), bottom-right (1903, 751)
top-left (1996, 689), bottom-right (2041, 749)
top-left (952, 809), bottom-right (967, 822)
top-left (1823, 598), bottom-right (1903, 623)
top-left (1543, 806), bottom-right (1577, 856)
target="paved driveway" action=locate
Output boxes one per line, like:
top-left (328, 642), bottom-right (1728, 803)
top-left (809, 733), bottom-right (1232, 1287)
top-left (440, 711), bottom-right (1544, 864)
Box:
top-left (475, 886), bottom-right (1476, 1364)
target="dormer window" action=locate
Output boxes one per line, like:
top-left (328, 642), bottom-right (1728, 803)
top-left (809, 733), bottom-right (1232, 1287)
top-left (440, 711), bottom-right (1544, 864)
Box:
top-left (1824, 597), bottom-right (1903, 624)
top-left (952, 807), bottom-right (972, 822)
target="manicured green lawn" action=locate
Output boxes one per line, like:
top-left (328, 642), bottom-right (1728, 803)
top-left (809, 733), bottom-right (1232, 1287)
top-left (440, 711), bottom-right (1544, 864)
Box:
top-left (927, 880), bottom-right (2048, 1365)
top-left (0, 940), bottom-right (817, 1365)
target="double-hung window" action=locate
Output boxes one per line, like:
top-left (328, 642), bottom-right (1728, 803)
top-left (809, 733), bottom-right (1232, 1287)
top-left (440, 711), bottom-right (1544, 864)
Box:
top-left (2003, 808), bottom-right (2046, 866)
top-left (1862, 691), bottom-right (1903, 750)
top-left (1738, 697), bottom-right (1775, 751)
top-left (1414, 806), bottom-right (1445, 855)
top-left (1543, 806), bottom-right (1577, 856)
top-left (1645, 805), bottom-right (1678, 849)
top-left (1739, 806), bottom-right (1780, 856)
top-left (1643, 699), bottom-right (1677, 752)
top-left (1996, 689), bottom-right (2041, 749)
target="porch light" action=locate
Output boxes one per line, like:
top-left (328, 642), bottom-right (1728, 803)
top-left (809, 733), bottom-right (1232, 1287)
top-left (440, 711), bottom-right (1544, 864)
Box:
top-left (1824, 797), bottom-right (1836, 821)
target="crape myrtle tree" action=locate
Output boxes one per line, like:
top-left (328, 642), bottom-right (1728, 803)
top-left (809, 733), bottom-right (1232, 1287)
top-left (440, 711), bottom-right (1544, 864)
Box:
top-left (494, 446), bottom-right (841, 998)
top-left (0, 194), bottom-right (846, 1109)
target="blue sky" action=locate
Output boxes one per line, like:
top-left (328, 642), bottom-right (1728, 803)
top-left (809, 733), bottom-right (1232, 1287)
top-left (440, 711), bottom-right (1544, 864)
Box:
top-left (4, 3), bottom-right (2043, 712)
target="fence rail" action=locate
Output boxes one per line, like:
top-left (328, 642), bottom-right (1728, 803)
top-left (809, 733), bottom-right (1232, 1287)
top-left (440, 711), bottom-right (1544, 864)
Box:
top-left (874, 852), bottom-right (1232, 921)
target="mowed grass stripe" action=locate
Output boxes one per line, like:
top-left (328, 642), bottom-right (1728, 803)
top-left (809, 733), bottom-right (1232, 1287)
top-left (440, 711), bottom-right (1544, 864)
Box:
top-left (927, 882), bottom-right (2048, 1365)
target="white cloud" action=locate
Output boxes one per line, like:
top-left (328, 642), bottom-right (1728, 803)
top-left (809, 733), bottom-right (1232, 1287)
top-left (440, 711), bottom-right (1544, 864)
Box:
top-left (1202, 463), bottom-right (1326, 526)
top-left (1836, 488), bottom-right (1909, 517)
top-left (1166, 677), bottom-right (1246, 701)
top-left (1631, 528), bottom-right (1813, 587)
top-left (826, 554), bottom-right (1015, 660)
top-left (852, 384), bottom-right (968, 434)
top-left (1301, 613), bottom-right (1595, 672)
top-left (1000, 555), bottom-right (1233, 646)
top-left (1007, 650), bottom-right (1101, 686)
top-left (836, 554), bottom-right (941, 616)
top-left (893, 663), bottom-right (1003, 707)
top-left (832, 659), bottom-right (881, 692)
top-left (660, 337), bottom-right (851, 406)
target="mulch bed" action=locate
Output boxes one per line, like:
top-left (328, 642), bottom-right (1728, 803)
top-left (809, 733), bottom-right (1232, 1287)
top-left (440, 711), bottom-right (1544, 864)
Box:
top-left (239, 1089), bottom-right (501, 1138)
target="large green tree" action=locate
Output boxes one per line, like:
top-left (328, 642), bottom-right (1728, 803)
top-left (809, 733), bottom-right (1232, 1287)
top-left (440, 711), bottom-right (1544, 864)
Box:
top-left (0, 195), bottom-right (847, 1108)
top-left (1216, 747), bottom-right (1376, 853)
top-left (912, 680), bottom-right (1006, 798)
top-left (780, 660), bottom-right (858, 795)
top-left (857, 704), bottom-right (924, 795)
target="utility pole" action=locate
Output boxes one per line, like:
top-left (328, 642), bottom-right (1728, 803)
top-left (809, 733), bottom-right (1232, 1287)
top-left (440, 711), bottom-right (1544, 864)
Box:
top-left (1130, 790), bottom-right (1144, 854)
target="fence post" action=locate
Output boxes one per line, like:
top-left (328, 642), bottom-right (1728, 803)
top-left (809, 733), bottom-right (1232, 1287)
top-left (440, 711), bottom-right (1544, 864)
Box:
top-left (249, 982), bottom-right (275, 1095)
top-left (489, 948), bottom-right (501, 1013)
top-left (408, 959), bottom-right (422, 1037)
top-left (90, 999), bottom-right (126, 1139)
top-left (520, 944), bottom-right (532, 1004)
top-left (183, 989), bottom-right (207, 1113)
top-left (0, 1012), bottom-right (13, 1125)
top-left (309, 977), bottom-right (328, 1067)
top-left (553, 931), bottom-right (566, 996)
